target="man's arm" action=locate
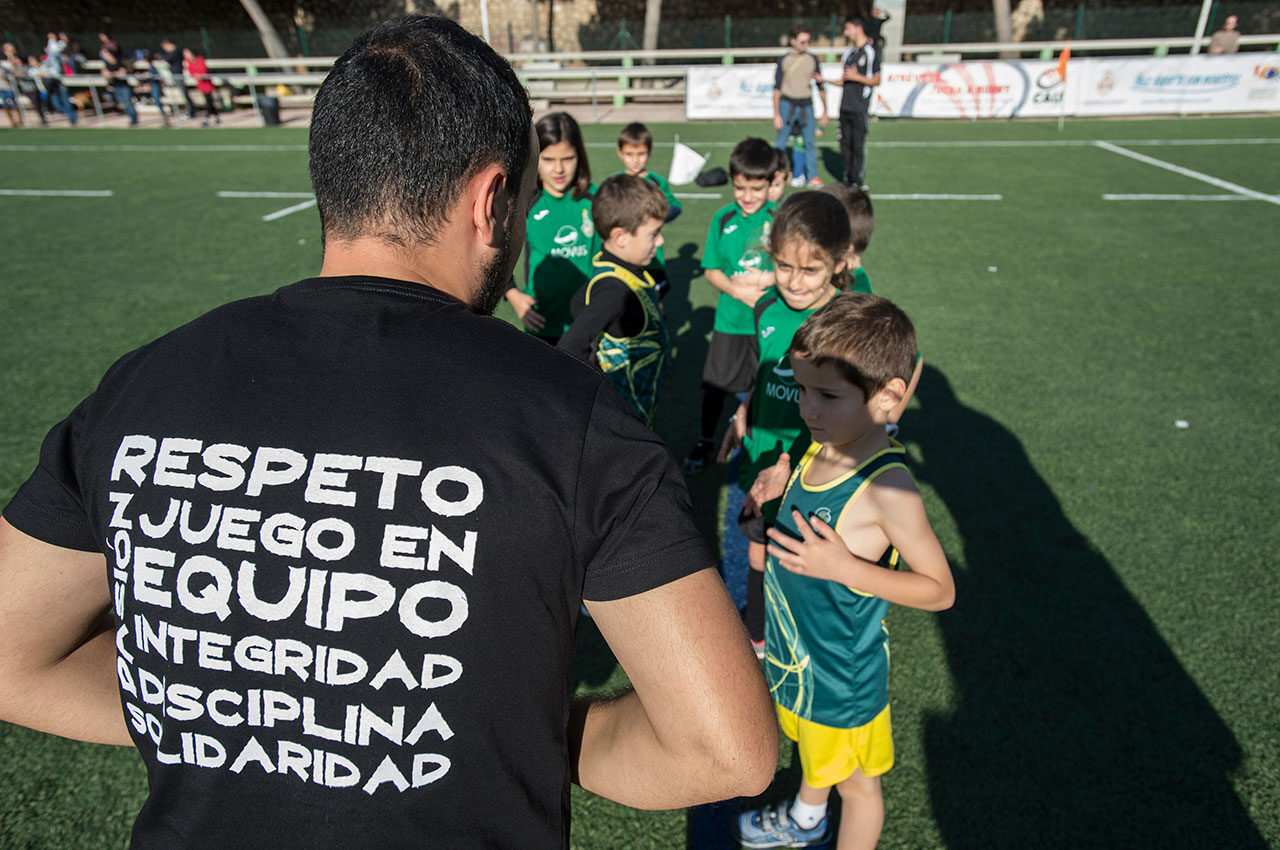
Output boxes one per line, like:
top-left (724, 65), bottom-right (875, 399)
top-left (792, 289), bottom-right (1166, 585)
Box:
top-left (573, 567), bottom-right (777, 808)
top-left (0, 518), bottom-right (132, 746)
top-left (772, 88), bottom-right (784, 131)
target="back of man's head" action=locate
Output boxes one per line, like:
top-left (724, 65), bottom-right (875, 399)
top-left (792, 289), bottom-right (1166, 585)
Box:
top-left (309, 16), bottom-right (532, 248)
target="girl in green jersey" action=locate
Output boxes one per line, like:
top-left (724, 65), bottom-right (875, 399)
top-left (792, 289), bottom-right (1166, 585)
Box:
top-left (506, 112), bottom-right (598, 342)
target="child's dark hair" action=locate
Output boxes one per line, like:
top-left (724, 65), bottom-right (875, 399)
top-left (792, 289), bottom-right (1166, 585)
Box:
top-left (535, 111), bottom-right (591, 200)
top-left (773, 146), bottom-right (791, 180)
top-left (769, 191), bottom-right (853, 289)
top-left (593, 174), bottom-right (668, 238)
top-left (617, 122), bottom-right (652, 151)
top-left (789, 294), bottom-right (917, 400)
top-left (819, 183), bottom-right (874, 254)
top-left (729, 137), bottom-right (777, 181)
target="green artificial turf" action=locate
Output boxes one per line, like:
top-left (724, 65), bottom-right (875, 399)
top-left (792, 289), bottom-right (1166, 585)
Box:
top-left (1, 115), bottom-right (1278, 848)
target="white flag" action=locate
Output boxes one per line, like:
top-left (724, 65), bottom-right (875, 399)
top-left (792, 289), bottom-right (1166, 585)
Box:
top-left (668, 141), bottom-right (708, 185)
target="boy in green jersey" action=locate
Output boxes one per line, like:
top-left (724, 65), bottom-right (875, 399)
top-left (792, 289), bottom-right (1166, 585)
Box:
top-left (681, 137), bottom-right (778, 474)
top-left (735, 294), bottom-right (954, 850)
top-left (558, 174), bottom-right (670, 425)
top-left (506, 112), bottom-right (598, 343)
top-left (613, 122), bottom-right (681, 296)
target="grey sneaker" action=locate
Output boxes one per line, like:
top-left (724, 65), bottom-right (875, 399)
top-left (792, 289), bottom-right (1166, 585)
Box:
top-left (681, 438), bottom-right (716, 474)
top-left (736, 800), bottom-right (830, 848)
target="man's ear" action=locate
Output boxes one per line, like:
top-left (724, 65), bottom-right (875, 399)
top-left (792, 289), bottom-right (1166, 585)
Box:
top-left (470, 164), bottom-right (508, 249)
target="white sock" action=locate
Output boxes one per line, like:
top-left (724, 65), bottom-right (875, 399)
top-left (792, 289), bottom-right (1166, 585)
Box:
top-left (789, 797), bottom-right (827, 829)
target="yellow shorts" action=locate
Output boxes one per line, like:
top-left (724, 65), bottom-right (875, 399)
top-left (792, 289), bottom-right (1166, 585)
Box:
top-left (776, 703), bottom-right (894, 788)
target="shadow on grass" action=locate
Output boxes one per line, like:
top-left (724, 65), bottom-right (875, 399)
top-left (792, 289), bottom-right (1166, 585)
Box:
top-left (912, 365), bottom-right (1265, 849)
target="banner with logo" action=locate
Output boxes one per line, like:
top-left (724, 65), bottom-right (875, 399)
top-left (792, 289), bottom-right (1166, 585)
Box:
top-left (686, 54), bottom-right (1278, 120)
top-left (1074, 54), bottom-right (1280, 115)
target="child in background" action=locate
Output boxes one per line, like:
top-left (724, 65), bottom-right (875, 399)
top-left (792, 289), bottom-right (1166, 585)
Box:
top-left (681, 137), bottom-right (778, 474)
top-left (735, 294), bottom-right (954, 850)
top-left (819, 183), bottom-right (875, 293)
top-left (558, 174), bottom-right (670, 425)
top-left (506, 111), bottom-right (598, 344)
top-left (768, 146), bottom-right (790, 203)
top-left (719, 191), bottom-right (852, 653)
top-left (613, 122), bottom-right (681, 295)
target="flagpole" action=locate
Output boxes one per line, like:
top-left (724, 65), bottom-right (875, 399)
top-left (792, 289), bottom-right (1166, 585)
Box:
top-left (1056, 40), bottom-right (1071, 133)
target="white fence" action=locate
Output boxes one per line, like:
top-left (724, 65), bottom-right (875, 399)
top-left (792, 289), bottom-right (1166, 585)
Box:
top-left (4, 35), bottom-right (1277, 126)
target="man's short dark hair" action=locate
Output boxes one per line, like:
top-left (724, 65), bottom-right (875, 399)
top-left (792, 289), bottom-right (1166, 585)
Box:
top-left (729, 138), bottom-right (777, 181)
top-left (790, 23), bottom-right (811, 41)
top-left (309, 16), bottom-right (532, 248)
top-left (593, 174), bottom-right (668, 240)
top-left (846, 15), bottom-right (867, 31)
top-left (617, 122), bottom-right (653, 151)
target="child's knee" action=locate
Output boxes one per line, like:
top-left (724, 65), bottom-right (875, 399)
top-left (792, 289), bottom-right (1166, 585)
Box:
top-left (835, 770), bottom-right (881, 803)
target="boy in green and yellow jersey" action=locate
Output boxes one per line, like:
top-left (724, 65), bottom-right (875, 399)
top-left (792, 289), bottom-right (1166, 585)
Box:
top-left (735, 294), bottom-right (954, 850)
top-left (558, 175), bottom-right (670, 425)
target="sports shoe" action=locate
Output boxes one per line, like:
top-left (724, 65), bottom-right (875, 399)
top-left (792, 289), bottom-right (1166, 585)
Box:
top-left (681, 438), bottom-right (716, 474)
top-left (751, 639), bottom-right (766, 661)
top-left (885, 423), bottom-right (899, 439)
top-left (807, 178), bottom-right (823, 188)
top-left (789, 175), bottom-right (805, 188)
top-left (736, 800), bottom-right (831, 848)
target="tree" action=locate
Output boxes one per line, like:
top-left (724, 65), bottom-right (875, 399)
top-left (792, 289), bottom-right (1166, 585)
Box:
top-left (239, 0), bottom-right (290, 59)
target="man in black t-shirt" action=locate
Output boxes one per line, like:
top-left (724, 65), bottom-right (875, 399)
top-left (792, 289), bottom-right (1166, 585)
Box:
top-left (0, 16), bottom-right (776, 849)
top-left (832, 16), bottom-right (882, 188)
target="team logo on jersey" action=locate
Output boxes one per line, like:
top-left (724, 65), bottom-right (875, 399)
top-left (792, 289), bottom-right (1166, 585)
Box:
top-left (580, 209), bottom-right (594, 238)
top-left (740, 249), bottom-right (764, 270)
top-left (761, 326), bottom-right (777, 339)
top-left (771, 359), bottom-right (794, 380)
top-left (533, 209), bottom-right (550, 221)
top-left (554, 225), bottom-right (579, 246)
top-left (814, 507), bottom-right (833, 525)
top-left (723, 224), bottom-right (738, 235)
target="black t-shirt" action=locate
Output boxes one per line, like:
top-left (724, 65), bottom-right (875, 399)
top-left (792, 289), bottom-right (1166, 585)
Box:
top-left (4, 275), bottom-right (710, 849)
top-left (841, 42), bottom-right (881, 114)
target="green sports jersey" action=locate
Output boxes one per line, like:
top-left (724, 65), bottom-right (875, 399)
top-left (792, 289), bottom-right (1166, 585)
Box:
top-left (765, 440), bottom-right (908, 729)
top-left (851, 266), bottom-right (873, 294)
top-left (607, 169), bottom-right (682, 269)
top-left (523, 186), bottom-right (600, 338)
top-left (701, 201), bottom-right (777, 335)
top-left (742, 289), bottom-right (837, 511)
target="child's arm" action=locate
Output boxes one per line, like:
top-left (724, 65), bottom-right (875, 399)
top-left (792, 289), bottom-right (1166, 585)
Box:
top-left (716, 394), bottom-right (751, 464)
top-left (705, 269), bottom-right (765, 308)
top-left (767, 475), bottom-right (954, 611)
top-left (506, 244), bottom-right (546, 331)
top-left (557, 279), bottom-right (632, 363)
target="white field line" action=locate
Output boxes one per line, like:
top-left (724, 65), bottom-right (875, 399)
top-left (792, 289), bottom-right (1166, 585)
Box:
top-left (1094, 141), bottom-right (1280, 207)
top-left (0, 188), bottom-right (113, 197)
top-left (0, 144), bottom-right (307, 153)
top-left (218, 191), bottom-right (314, 199)
top-left (1102, 193), bottom-right (1260, 201)
top-left (674, 192), bottom-right (723, 199)
top-left (3, 139), bottom-right (1274, 155)
top-left (262, 198), bottom-right (318, 222)
top-left (873, 193), bottom-right (1002, 200)
top-left (585, 138), bottom-right (1280, 150)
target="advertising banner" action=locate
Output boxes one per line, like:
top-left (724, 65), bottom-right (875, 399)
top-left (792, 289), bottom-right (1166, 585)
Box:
top-left (686, 54), bottom-right (1278, 120)
top-left (1074, 54), bottom-right (1280, 115)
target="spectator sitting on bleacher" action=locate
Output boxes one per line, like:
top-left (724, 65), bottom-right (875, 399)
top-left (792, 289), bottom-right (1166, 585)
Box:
top-left (100, 47), bottom-right (139, 126)
top-left (158, 38), bottom-right (196, 119)
top-left (183, 48), bottom-right (221, 126)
